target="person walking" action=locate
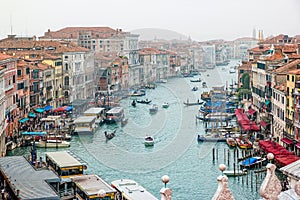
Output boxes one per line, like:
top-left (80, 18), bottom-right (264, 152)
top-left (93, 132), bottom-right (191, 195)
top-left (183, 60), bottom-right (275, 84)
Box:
top-left (1, 187), bottom-right (5, 199)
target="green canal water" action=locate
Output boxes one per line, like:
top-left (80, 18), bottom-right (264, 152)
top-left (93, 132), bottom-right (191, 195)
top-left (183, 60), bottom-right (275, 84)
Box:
top-left (8, 60), bottom-right (264, 200)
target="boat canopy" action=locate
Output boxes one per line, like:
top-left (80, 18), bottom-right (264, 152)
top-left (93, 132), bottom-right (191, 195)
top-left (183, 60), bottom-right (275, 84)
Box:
top-left (22, 131), bottom-right (47, 136)
top-left (242, 157), bottom-right (258, 165)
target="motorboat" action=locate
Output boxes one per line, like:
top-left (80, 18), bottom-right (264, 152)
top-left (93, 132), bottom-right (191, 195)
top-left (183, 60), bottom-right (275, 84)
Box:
top-left (129, 89), bottom-right (146, 97)
top-left (223, 169), bottom-right (247, 177)
top-left (202, 82), bottom-right (207, 88)
top-left (226, 137), bottom-right (237, 148)
top-left (136, 99), bottom-right (152, 104)
top-left (196, 112), bottom-right (235, 122)
top-left (104, 130), bottom-right (116, 140)
top-left (229, 67), bottom-right (236, 73)
top-left (239, 156), bottom-right (267, 169)
top-left (235, 138), bottom-right (252, 149)
top-left (34, 140), bottom-right (70, 148)
top-left (197, 133), bottom-right (226, 142)
top-left (162, 102), bottom-right (169, 108)
top-left (149, 104), bottom-right (158, 114)
top-left (190, 78), bottom-right (201, 82)
top-left (144, 136), bottom-right (154, 146)
top-left (121, 118), bottom-right (128, 127)
top-left (183, 101), bottom-right (203, 106)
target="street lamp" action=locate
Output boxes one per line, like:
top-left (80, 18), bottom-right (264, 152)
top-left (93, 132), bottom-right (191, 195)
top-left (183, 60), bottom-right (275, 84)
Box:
top-left (161, 175), bottom-right (170, 188)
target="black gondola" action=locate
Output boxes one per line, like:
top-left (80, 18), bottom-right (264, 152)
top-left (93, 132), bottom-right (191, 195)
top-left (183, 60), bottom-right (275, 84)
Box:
top-left (105, 130), bottom-right (116, 140)
top-left (136, 99), bottom-right (152, 104)
top-left (132, 100), bottom-right (136, 107)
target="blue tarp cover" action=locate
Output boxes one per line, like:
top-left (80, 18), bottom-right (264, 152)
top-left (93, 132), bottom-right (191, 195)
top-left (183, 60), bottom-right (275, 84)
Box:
top-left (242, 157), bottom-right (258, 165)
top-left (19, 118), bottom-right (29, 123)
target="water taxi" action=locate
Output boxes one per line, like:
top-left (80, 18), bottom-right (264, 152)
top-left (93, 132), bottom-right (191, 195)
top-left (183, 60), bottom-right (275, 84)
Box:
top-left (34, 140), bottom-right (70, 148)
top-left (83, 107), bottom-right (106, 125)
top-left (223, 169), bottom-right (247, 177)
top-left (235, 137), bottom-right (252, 149)
top-left (111, 179), bottom-right (158, 200)
top-left (73, 116), bottom-right (97, 134)
top-left (162, 102), bottom-right (169, 108)
top-left (105, 107), bottom-right (125, 124)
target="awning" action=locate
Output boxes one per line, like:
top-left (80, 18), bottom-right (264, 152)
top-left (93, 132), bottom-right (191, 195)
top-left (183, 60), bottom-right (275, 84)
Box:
top-left (44, 105), bottom-right (53, 111)
top-left (260, 120), bottom-right (269, 127)
top-left (22, 131), bottom-right (47, 136)
top-left (19, 118), bottom-right (29, 123)
top-left (35, 108), bottom-right (45, 113)
top-left (281, 137), bottom-right (294, 145)
top-left (64, 106), bottom-right (73, 111)
top-left (248, 109), bottom-right (256, 115)
top-left (266, 100), bottom-right (271, 105)
top-left (28, 112), bottom-right (36, 118)
top-left (296, 143), bottom-right (300, 149)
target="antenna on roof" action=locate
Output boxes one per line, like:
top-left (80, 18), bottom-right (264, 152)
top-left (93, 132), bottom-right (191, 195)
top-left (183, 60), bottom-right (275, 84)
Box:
top-left (10, 12), bottom-right (13, 35)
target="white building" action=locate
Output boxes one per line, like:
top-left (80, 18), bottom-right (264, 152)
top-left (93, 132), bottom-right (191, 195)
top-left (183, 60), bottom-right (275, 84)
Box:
top-left (0, 66), bottom-right (6, 156)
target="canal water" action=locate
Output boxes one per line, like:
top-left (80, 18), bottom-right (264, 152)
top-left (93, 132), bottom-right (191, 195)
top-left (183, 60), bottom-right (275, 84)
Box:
top-left (8, 60), bottom-right (263, 199)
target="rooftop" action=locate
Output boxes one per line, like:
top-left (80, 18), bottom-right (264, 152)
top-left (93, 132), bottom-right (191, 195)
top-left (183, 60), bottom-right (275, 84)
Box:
top-left (45, 151), bottom-right (83, 168)
top-left (0, 156), bottom-right (60, 200)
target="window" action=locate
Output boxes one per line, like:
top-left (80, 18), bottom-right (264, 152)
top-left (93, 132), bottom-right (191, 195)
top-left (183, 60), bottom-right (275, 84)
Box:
top-left (287, 75), bottom-right (289, 81)
top-left (292, 76), bottom-right (295, 82)
top-left (17, 70), bottom-right (22, 76)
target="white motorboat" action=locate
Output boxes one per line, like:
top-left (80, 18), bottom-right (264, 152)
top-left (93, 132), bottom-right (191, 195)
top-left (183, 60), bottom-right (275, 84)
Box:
top-left (162, 102), bottom-right (169, 108)
top-left (144, 136), bottom-right (154, 146)
top-left (34, 140), bottom-right (70, 148)
top-left (149, 104), bottom-right (158, 114)
top-left (223, 169), bottom-right (247, 177)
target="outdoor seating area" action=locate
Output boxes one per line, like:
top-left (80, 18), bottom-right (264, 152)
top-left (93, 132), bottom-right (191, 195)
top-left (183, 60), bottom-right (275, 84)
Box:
top-left (235, 108), bottom-right (260, 131)
top-left (259, 140), bottom-right (300, 167)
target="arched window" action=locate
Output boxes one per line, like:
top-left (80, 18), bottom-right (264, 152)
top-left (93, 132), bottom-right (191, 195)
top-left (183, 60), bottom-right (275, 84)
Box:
top-left (64, 76), bottom-right (69, 86)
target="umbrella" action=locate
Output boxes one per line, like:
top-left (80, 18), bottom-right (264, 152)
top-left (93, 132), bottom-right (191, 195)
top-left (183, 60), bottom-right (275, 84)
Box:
top-left (44, 105), bottom-right (53, 111)
top-left (28, 112), bottom-right (36, 118)
top-left (19, 118), bottom-right (29, 123)
top-left (35, 108), bottom-right (45, 113)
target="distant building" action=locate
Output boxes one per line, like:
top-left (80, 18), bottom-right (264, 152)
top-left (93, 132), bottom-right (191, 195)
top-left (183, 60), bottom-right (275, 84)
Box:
top-left (233, 37), bottom-right (258, 60)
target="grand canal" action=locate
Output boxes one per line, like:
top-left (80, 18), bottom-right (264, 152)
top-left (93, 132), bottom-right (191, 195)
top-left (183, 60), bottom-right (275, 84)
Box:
top-left (8, 60), bottom-right (263, 200)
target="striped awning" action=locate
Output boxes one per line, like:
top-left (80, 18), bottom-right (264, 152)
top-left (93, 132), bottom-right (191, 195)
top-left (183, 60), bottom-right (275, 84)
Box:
top-left (281, 137), bottom-right (294, 145)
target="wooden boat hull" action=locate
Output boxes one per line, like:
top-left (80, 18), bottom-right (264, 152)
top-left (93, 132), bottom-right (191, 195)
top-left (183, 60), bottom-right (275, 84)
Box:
top-left (226, 138), bottom-right (237, 148)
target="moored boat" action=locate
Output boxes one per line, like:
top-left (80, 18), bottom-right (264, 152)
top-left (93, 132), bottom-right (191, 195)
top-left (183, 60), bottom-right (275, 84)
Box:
top-left (105, 107), bottom-right (125, 124)
top-left (235, 137), bottom-right (253, 149)
top-left (34, 140), bottom-right (70, 148)
top-left (190, 78), bottom-right (201, 82)
top-left (197, 133), bottom-right (226, 142)
top-left (223, 169), bottom-right (247, 177)
top-left (144, 136), bottom-right (154, 146)
top-left (226, 137), bottom-right (237, 148)
top-left (239, 156), bottom-right (267, 169)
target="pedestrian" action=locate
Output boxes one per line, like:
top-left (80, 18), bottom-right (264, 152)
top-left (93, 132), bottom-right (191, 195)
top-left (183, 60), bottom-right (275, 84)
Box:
top-left (1, 187), bottom-right (5, 199)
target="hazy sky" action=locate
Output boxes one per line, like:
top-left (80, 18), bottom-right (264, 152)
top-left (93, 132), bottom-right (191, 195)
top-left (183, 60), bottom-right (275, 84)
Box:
top-left (1, 0), bottom-right (299, 41)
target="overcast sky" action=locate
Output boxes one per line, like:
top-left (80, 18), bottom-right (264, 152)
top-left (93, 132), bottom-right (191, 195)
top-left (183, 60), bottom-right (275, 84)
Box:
top-left (1, 0), bottom-right (299, 41)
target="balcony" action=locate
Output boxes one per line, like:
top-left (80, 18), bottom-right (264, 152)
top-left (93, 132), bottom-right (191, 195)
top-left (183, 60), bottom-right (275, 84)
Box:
top-left (62, 85), bottom-right (70, 90)
top-left (5, 84), bottom-right (14, 92)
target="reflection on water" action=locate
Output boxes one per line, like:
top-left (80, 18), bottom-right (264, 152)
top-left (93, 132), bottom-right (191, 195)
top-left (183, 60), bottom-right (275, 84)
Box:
top-left (8, 60), bottom-right (262, 200)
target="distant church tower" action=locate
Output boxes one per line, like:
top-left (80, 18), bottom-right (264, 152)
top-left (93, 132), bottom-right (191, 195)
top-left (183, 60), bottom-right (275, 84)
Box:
top-left (258, 30), bottom-right (264, 43)
top-left (252, 28), bottom-right (256, 39)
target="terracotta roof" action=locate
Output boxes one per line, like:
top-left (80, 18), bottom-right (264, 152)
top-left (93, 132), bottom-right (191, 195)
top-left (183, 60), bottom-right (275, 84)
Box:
top-left (250, 45), bottom-right (270, 52)
top-left (262, 50), bottom-right (284, 61)
top-left (40, 27), bottom-right (126, 39)
top-left (288, 54), bottom-right (300, 59)
top-left (288, 69), bottom-right (300, 75)
top-left (275, 59), bottom-right (300, 73)
top-left (0, 39), bottom-right (89, 53)
top-left (0, 53), bottom-right (12, 60)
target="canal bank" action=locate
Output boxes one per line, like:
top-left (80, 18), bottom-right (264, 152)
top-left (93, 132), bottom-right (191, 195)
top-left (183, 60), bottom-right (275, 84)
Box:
top-left (8, 61), bottom-right (266, 199)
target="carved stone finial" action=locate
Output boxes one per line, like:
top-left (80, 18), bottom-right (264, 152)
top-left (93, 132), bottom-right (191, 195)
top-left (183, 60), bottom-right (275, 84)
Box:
top-left (259, 163), bottom-right (282, 200)
top-left (294, 180), bottom-right (300, 196)
top-left (160, 187), bottom-right (172, 200)
top-left (212, 175), bottom-right (235, 200)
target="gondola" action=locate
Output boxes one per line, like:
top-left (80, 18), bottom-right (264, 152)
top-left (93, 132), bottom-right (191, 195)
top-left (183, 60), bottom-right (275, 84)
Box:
top-left (136, 99), bottom-right (152, 104)
top-left (131, 100), bottom-right (136, 107)
top-left (104, 130), bottom-right (116, 140)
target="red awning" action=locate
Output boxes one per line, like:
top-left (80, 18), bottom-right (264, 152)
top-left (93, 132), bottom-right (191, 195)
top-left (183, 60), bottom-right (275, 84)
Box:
top-left (296, 143), bottom-right (300, 149)
top-left (260, 120), bottom-right (269, 127)
top-left (281, 137), bottom-right (294, 145)
top-left (248, 109), bottom-right (256, 115)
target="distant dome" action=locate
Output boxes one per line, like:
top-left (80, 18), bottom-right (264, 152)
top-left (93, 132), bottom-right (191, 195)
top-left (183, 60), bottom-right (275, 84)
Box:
top-left (131, 28), bottom-right (188, 41)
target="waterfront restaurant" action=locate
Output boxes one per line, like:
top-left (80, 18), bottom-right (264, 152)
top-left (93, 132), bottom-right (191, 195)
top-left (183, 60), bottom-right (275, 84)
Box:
top-left (71, 174), bottom-right (117, 200)
top-left (0, 156), bottom-right (60, 200)
top-left (45, 151), bottom-right (87, 196)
